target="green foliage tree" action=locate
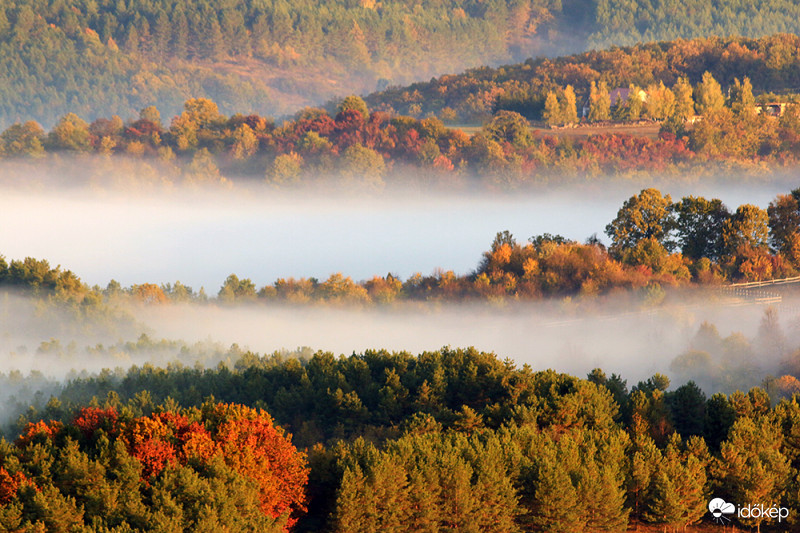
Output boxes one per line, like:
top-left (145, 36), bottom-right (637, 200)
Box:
top-left (139, 106), bottom-right (162, 128)
top-left (768, 193), bottom-right (800, 255)
top-left (218, 274), bottom-right (257, 302)
top-left (484, 110), bottom-right (533, 148)
top-left (714, 416), bottom-right (790, 532)
top-left (605, 188), bottom-right (676, 259)
top-left (47, 113), bottom-right (91, 152)
top-left (231, 123), bottom-right (259, 160)
top-left (0, 121), bottom-right (45, 157)
top-left (614, 85), bottom-right (644, 121)
top-left (270, 152), bottom-right (304, 185)
top-left (185, 147), bottom-right (226, 185)
top-left (674, 196), bottom-right (730, 260)
top-left (561, 85), bottom-right (579, 125)
top-left (528, 441), bottom-right (584, 532)
top-left (340, 143), bottom-right (385, 187)
top-left (642, 471), bottom-right (685, 530)
top-left (643, 81), bottom-right (675, 121)
top-left (338, 96), bottom-right (370, 120)
top-left (704, 393), bottom-right (736, 451)
top-left (543, 91), bottom-right (561, 126)
top-left (666, 382), bottom-right (707, 438)
top-left (672, 77), bottom-right (695, 121)
top-left (334, 431), bottom-right (520, 533)
top-left (722, 204), bottom-right (770, 254)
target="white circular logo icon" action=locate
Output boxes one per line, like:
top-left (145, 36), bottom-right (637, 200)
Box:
top-left (708, 498), bottom-right (735, 522)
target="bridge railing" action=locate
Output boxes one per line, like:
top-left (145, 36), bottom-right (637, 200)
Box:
top-left (727, 276), bottom-right (800, 289)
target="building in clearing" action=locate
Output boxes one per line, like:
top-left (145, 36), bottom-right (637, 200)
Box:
top-left (755, 102), bottom-right (788, 116)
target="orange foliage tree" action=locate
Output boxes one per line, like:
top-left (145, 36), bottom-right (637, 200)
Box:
top-left (203, 403), bottom-right (309, 526)
top-left (14, 403), bottom-right (310, 530)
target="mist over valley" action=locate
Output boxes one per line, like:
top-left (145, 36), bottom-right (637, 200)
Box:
top-left (0, 177), bottom-right (791, 290)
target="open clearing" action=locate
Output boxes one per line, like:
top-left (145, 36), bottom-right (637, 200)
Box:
top-left (452, 122), bottom-right (662, 139)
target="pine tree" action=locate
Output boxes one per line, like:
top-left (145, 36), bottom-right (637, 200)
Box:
top-left (714, 417), bottom-right (790, 532)
top-left (367, 458), bottom-right (412, 533)
top-left (654, 435), bottom-right (709, 530)
top-left (643, 472), bottom-right (685, 531)
top-left (628, 434), bottom-right (661, 522)
top-left (529, 440), bottom-right (584, 532)
top-left (579, 430), bottom-right (629, 532)
top-left (125, 25), bottom-right (139, 55)
top-left (406, 467), bottom-right (441, 533)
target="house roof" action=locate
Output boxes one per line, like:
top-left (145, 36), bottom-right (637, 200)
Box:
top-left (608, 88), bottom-right (630, 105)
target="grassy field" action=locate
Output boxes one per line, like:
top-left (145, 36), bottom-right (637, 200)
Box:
top-left (451, 122), bottom-right (662, 139)
top-left (539, 122), bottom-right (662, 139)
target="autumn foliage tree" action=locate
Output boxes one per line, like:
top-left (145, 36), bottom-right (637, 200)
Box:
top-left (0, 402), bottom-right (308, 532)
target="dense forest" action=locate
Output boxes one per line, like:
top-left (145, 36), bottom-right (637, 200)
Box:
top-left (4, 1), bottom-right (800, 127)
top-left (366, 33), bottom-right (800, 122)
top-left (3, 344), bottom-right (800, 531)
top-left (0, 0), bottom-right (567, 128)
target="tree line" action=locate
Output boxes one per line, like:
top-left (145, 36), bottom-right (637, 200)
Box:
top-left (5, 345), bottom-right (800, 531)
top-left (1, 185), bottom-right (798, 309)
top-left (367, 33), bottom-right (800, 123)
top-left (4, 88), bottom-right (800, 189)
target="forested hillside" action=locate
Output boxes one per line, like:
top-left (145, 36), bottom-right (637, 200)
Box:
top-left (4, 346), bottom-right (800, 531)
top-left (0, 0), bottom-right (566, 128)
top-left (366, 33), bottom-right (800, 122)
top-left (590, 0), bottom-right (800, 47)
top-left (3, 187), bottom-right (800, 529)
top-left (3, 78), bottom-right (800, 189)
top-left (5, 1), bottom-right (800, 128)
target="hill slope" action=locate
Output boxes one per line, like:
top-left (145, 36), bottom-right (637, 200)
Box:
top-left (5, 1), bottom-right (800, 127)
top-left (364, 34), bottom-right (800, 122)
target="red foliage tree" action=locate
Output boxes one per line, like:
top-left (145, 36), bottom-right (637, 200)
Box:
top-left (16, 420), bottom-right (63, 448)
top-left (205, 403), bottom-right (308, 527)
top-left (0, 467), bottom-right (23, 504)
top-left (122, 416), bottom-right (179, 480)
top-left (73, 406), bottom-right (119, 438)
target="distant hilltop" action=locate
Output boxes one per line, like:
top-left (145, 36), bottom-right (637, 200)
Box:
top-left (3, 0), bottom-right (800, 127)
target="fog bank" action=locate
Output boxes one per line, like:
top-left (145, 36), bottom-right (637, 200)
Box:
top-left (133, 297), bottom-right (800, 387)
top-left (0, 180), bottom-right (791, 291)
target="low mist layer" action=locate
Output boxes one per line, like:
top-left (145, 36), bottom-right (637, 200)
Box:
top-left (0, 180), bottom-right (789, 291)
top-left (135, 297), bottom-right (800, 386)
top-left (3, 284), bottom-right (798, 389)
